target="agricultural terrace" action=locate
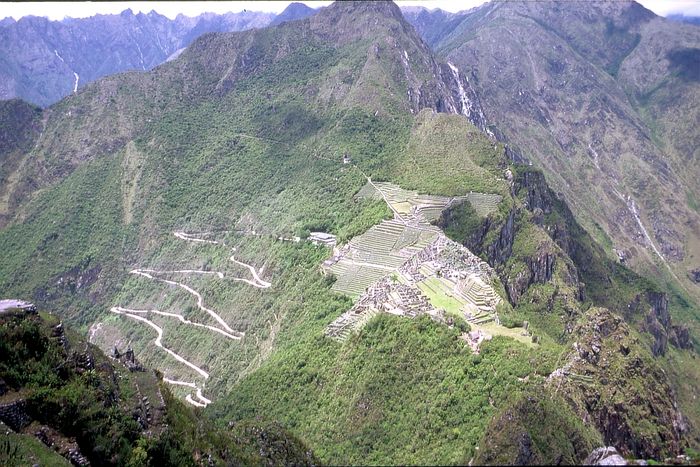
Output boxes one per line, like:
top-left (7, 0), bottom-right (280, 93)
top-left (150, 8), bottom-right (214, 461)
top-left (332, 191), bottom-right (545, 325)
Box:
top-left (356, 181), bottom-right (502, 221)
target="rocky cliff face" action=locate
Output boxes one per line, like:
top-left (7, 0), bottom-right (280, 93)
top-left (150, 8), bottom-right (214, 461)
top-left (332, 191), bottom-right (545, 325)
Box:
top-left (439, 160), bottom-right (695, 459)
top-left (516, 170), bottom-right (552, 215)
top-left (446, 168), bottom-right (585, 321)
top-left (632, 291), bottom-right (693, 356)
top-left (477, 307), bottom-right (690, 464)
top-left (427, 0), bottom-right (700, 307)
top-left (510, 167), bottom-right (693, 354)
top-left (547, 307), bottom-right (687, 459)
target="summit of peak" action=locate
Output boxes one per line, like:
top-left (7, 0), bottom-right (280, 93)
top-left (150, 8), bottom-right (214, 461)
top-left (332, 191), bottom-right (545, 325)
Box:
top-left (326, 0), bottom-right (402, 18)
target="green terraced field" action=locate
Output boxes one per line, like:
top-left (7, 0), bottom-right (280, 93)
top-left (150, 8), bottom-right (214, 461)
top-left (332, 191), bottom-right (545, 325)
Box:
top-left (465, 192), bottom-right (502, 217)
top-left (357, 181), bottom-right (501, 220)
top-left (328, 212), bottom-right (441, 299)
top-left (331, 264), bottom-right (388, 297)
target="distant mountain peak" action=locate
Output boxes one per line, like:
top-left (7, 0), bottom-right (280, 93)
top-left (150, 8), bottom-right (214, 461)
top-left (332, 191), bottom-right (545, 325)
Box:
top-left (0, 9), bottom-right (277, 106)
top-left (270, 1), bottom-right (317, 26)
top-left (330, 0), bottom-right (403, 17)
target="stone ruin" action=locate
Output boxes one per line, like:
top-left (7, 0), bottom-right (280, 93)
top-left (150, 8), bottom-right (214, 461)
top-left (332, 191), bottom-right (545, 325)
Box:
top-left (113, 346), bottom-right (145, 372)
top-left (326, 234), bottom-right (502, 341)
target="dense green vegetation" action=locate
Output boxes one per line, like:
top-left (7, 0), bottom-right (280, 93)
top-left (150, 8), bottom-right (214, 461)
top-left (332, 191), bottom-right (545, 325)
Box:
top-left (0, 310), bottom-right (315, 466)
top-left (213, 314), bottom-right (560, 465)
top-left (474, 390), bottom-right (602, 465)
top-left (391, 111), bottom-right (509, 198)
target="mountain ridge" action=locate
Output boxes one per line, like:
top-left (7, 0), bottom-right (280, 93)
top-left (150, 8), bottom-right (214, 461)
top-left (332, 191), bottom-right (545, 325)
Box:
top-left (0, 1), bottom-right (698, 464)
top-left (0, 305), bottom-right (317, 465)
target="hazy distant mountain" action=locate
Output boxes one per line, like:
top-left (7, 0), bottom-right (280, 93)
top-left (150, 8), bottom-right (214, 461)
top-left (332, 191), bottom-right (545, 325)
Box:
top-left (0, 17), bottom-right (15, 28)
top-left (667, 13), bottom-right (700, 25)
top-left (400, 6), bottom-right (467, 47)
top-left (270, 2), bottom-right (318, 26)
top-left (0, 9), bottom-right (274, 107)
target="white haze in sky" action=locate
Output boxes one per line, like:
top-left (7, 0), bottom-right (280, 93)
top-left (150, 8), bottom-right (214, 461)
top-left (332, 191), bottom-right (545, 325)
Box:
top-left (1, 0), bottom-right (699, 21)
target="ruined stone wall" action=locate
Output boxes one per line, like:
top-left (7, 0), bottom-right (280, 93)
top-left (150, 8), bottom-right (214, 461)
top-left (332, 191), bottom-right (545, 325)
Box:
top-left (0, 399), bottom-right (30, 431)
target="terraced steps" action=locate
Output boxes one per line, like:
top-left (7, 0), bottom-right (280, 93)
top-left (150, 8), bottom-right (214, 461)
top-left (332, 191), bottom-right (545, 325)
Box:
top-left (330, 265), bottom-right (388, 298)
top-left (458, 275), bottom-right (500, 310)
top-left (465, 192), bottom-right (502, 217)
top-left (325, 181), bottom-right (509, 342)
top-left (467, 310), bottom-right (491, 320)
top-left (325, 307), bottom-right (380, 341)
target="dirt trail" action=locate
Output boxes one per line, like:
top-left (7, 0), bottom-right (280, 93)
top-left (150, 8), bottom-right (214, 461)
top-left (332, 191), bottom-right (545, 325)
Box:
top-left (109, 230), bottom-right (273, 407)
top-left (110, 306), bottom-right (209, 379)
top-left (114, 306), bottom-right (242, 340)
top-left (173, 231), bottom-right (271, 288)
top-left (130, 269), bottom-right (240, 335)
top-left (229, 256), bottom-right (271, 288)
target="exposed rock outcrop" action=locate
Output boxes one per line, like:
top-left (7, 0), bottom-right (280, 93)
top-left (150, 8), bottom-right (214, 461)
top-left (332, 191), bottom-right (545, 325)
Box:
top-left (516, 170), bottom-right (552, 214)
top-left (486, 209), bottom-right (516, 266)
top-left (504, 248), bottom-right (566, 305)
top-left (688, 268), bottom-right (700, 284)
top-left (113, 346), bottom-right (145, 372)
top-left (547, 308), bottom-right (687, 459)
top-left (631, 291), bottom-right (693, 356)
top-left (584, 446), bottom-right (627, 465)
top-left (35, 261), bottom-right (101, 305)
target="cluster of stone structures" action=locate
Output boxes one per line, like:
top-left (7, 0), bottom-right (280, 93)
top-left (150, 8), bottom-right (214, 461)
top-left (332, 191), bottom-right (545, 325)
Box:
top-left (323, 181), bottom-right (507, 347)
top-left (401, 235), bottom-right (501, 321)
top-left (325, 232), bottom-right (502, 343)
top-left (461, 329), bottom-right (493, 353)
top-left (309, 231), bottom-right (337, 247)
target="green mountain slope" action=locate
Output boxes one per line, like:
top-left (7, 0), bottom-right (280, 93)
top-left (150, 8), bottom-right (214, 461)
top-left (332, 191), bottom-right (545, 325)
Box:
top-left (0, 0), bottom-right (464, 404)
top-left (0, 99), bottom-right (41, 227)
top-left (212, 111), bottom-right (696, 464)
top-left (0, 1), bottom-right (697, 464)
